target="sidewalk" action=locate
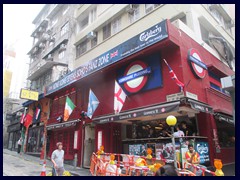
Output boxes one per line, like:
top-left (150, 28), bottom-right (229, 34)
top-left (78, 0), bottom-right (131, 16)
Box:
top-left (3, 149), bottom-right (91, 176)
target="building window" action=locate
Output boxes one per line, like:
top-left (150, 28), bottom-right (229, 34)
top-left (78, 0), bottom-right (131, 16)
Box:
top-left (200, 23), bottom-right (211, 45)
top-left (145, 4), bottom-right (160, 14)
top-left (103, 23), bottom-right (111, 40)
top-left (51, 17), bottom-right (58, 27)
top-left (58, 50), bottom-right (65, 59)
top-left (76, 39), bottom-right (88, 57)
top-left (89, 7), bottom-right (97, 24)
top-left (62, 6), bottom-right (69, 15)
top-left (49, 33), bottom-right (56, 46)
top-left (60, 22), bottom-right (69, 36)
top-left (129, 4), bottom-right (140, 24)
top-left (208, 71), bottom-right (230, 95)
top-left (112, 17), bottom-right (121, 35)
top-left (91, 32), bottom-right (98, 48)
top-left (79, 16), bottom-right (89, 32)
top-left (27, 126), bottom-right (44, 153)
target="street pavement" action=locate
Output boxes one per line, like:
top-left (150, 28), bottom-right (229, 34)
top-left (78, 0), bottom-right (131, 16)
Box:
top-left (3, 149), bottom-right (91, 176)
top-left (3, 148), bottom-right (235, 176)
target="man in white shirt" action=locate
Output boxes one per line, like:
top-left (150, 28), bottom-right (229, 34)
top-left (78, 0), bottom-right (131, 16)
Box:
top-left (51, 142), bottom-right (65, 176)
top-left (173, 125), bottom-right (185, 137)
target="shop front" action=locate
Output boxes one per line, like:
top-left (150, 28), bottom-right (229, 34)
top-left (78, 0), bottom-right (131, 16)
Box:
top-left (93, 97), bottom-right (213, 168)
top-left (7, 123), bottom-right (21, 151)
top-left (43, 19), bottom-right (234, 166)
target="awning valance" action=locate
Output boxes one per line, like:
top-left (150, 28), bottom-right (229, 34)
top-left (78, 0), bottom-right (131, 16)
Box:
top-left (214, 112), bottom-right (234, 125)
top-left (188, 99), bottom-right (213, 114)
top-left (93, 101), bottom-right (180, 123)
top-left (46, 119), bottom-right (80, 130)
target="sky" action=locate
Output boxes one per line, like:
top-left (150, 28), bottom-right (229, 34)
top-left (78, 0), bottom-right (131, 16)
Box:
top-left (3, 4), bottom-right (45, 98)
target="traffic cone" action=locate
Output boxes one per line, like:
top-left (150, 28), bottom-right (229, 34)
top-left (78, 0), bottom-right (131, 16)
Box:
top-left (40, 160), bottom-right (46, 176)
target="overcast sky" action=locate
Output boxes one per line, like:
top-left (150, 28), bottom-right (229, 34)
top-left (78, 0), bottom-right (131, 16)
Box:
top-left (3, 4), bottom-right (45, 98)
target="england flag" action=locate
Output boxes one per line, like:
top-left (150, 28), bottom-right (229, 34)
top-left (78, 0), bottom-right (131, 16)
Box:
top-left (114, 81), bottom-right (127, 114)
top-left (87, 89), bottom-right (100, 119)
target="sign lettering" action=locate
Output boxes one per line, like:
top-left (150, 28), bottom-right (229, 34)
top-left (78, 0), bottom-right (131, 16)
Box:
top-left (45, 20), bottom-right (168, 95)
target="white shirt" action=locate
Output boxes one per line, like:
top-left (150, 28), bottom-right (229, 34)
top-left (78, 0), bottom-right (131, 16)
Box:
top-left (173, 130), bottom-right (185, 137)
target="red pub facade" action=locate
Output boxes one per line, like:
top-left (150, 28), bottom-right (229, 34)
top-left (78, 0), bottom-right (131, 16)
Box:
top-left (44, 19), bottom-right (234, 167)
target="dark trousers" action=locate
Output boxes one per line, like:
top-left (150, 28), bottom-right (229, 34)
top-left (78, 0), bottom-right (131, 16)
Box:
top-left (17, 145), bottom-right (21, 154)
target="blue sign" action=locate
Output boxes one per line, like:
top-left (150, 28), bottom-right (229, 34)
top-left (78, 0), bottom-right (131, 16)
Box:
top-left (118, 67), bottom-right (151, 84)
top-left (45, 20), bottom-right (168, 95)
top-left (188, 56), bottom-right (208, 70)
top-left (195, 142), bottom-right (210, 165)
top-left (117, 53), bottom-right (163, 95)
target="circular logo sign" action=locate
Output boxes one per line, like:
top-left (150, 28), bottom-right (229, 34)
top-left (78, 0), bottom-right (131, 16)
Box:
top-left (123, 61), bottom-right (148, 93)
top-left (188, 48), bottom-right (206, 79)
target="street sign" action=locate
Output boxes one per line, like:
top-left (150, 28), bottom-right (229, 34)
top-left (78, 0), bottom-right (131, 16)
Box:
top-left (20, 89), bottom-right (39, 101)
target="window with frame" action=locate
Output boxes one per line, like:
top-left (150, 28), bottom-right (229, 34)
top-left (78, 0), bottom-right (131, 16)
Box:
top-left (51, 17), bottom-right (58, 27)
top-left (145, 4), bottom-right (160, 14)
top-left (76, 39), bottom-right (88, 57)
top-left (49, 33), bottom-right (56, 46)
top-left (89, 7), bottom-right (97, 24)
top-left (91, 32), bottom-right (98, 48)
top-left (208, 71), bottom-right (230, 95)
top-left (129, 4), bottom-right (140, 24)
top-left (58, 50), bottom-right (65, 59)
top-left (112, 17), bottom-right (121, 35)
top-left (60, 22), bottom-right (69, 36)
top-left (62, 5), bottom-right (69, 15)
top-left (103, 23), bottom-right (111, 40)
top-left (79, 16), bottom-right (89, 32)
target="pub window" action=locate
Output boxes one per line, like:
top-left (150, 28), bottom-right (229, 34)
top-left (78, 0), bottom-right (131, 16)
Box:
top-left (58, 96), bottom-right (66, 115)
top-left (216, 121), bottom-right (235, 148)
top-left (103, 23), bottom-right (111, 40)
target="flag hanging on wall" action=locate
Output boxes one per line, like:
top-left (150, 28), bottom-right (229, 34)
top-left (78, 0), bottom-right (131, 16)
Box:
top-left (63, 96), bottom-right (76, 121)
top-left (33, 104), bottom-right (41, 124)
top-left (114, 81), bottom-right (127, 114)
top-left (87, 89), bottom-right (100, 119)
top-left (20, 110), bottom-right (26, 124)
top-left (163, 59), bottom-right (184, 91)
top-left (24, 114), bottom-right (33, 128)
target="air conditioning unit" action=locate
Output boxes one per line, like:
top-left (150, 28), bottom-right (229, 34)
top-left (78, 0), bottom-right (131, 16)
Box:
top-left (59, 44), bottom-right (67, 51)
top-left (126, 4), bottom-right (135, 14)
top-left (33, 33), bottom-right (38, 37)
top-left (39, 27), bottom-right (44, 32)
top-left (46, 54), bottom-right (53, 61)
top-left (33, 47), bottom-right (38, 53)
top-left (37, 64), bottom-right (41, 69)
top-left (49, 36), bottom-right (55, 42)
top-left (87, 31), bottom-right (96, 39)
top-left (39, 43), bottom-right (45, 48)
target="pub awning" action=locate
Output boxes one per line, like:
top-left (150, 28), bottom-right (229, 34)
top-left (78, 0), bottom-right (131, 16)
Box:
top-left (214, 112), bottom-right (234, 125)
top-left (46, 119), bottom-right (81, 130)
top-left (93, 101), bottom-right (180, 124)
top-left (188, 99), bottom-right (213, 114)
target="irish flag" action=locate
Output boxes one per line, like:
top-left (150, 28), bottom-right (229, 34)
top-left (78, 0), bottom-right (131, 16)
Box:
top-left (63, 96), bottom-right (76, 121)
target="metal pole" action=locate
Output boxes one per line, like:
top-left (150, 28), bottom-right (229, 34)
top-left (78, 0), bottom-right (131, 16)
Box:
top-left (171, 126), bottom-right (177, 169)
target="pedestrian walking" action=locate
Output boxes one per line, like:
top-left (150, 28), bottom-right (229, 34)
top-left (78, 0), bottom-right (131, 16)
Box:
top-left (51, 142), bottom-right (65, 176)
top-left (17, 137), bottom-right (23, 154)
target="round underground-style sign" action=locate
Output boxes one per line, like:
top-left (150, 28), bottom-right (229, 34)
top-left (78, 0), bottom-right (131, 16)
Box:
top-left (188, 48), bottom-right (206, 79)
top-left (123, 61), bottom-right (149, 93)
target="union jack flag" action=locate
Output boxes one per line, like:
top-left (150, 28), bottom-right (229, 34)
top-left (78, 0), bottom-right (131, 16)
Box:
top-left (110, 50), bottom-right (118, 58)
top-left (163, 59), bottom-right (184, 91)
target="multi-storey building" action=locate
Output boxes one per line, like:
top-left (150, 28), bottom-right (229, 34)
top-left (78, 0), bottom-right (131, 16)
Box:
top-left (25, 4), bottom-right (235, 168)
top-left (22, 4), bottom-right (77, 157)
